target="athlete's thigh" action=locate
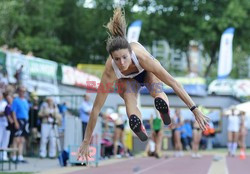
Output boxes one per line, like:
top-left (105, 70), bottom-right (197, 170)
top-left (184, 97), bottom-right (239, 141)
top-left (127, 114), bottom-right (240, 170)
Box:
top-left (117, 78), bottom-right (141, 99)
top-left (143, 72), bottom-right (169, 103)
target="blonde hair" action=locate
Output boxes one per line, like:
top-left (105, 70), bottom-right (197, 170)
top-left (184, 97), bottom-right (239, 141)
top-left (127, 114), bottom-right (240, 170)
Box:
top-left (106, 8), bottom-right (131, 55)
top-left (106, 8), bottom-right (127, 37)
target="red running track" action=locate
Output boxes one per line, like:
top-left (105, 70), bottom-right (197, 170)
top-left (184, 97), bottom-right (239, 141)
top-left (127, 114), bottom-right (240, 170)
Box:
top-left (226, 155), bottom-right (250, 174)
top-left (68, 155), bottom-right (213, 174)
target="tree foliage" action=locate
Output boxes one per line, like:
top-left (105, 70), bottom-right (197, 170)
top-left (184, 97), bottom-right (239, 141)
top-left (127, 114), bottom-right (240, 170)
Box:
top-left (0, 0), bottom-right (71, 63)
top-left (0, 0), bottom-right (249, 78)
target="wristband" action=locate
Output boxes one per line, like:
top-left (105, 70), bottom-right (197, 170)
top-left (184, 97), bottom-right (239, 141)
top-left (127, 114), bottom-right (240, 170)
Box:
top-left (190, 105), bottom-right (197, 111)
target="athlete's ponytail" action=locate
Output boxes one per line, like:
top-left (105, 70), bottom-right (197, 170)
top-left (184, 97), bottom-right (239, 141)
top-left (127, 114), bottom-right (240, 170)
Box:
top-left (106, 8), bottom-right (127, 38)
top-left (106, 8), bottom-right (131, 55)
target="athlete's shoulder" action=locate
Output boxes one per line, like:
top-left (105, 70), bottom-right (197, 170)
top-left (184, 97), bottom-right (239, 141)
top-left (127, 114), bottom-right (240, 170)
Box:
top-left (130, 42), bottom-right (153, 62)
top-left (130, 41), bottom-right (145, 51)
top-left (103, 56), bottom-right (116, 79)
top-left (105, 56), bottom-right (112, 67)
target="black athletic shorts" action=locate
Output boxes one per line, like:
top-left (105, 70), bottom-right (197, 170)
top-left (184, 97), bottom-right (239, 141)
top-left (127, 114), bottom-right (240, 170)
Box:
top-left (154, 129), bottom-right (161, 135)
top-left (14, 119), bottom-right (29, 137)
top-left (132, 70), bottom-right (147, 86)
top-left (116, 124), bottom-right (125, 131)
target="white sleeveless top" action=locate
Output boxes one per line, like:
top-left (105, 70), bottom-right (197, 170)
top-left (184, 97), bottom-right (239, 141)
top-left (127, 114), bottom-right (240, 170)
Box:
top-left (111, 51), bottom-right (144, 79)
top-left (228, 115), bottom-right (240, 132)
top-left (111, 42), bottom-right (155, 79)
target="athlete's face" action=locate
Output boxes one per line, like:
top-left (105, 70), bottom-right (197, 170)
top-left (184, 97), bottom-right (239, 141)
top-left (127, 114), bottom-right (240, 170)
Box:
top-left (111, 49), bottom-right (132, 72)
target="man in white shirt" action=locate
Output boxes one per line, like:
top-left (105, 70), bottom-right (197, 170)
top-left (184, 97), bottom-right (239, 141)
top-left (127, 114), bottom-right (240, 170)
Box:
top-left (0, 92), bottom-right (8, 161)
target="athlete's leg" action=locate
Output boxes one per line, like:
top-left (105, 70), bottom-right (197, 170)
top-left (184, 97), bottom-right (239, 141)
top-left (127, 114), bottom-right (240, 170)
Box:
top-left (144, 72), bottom-right (171, 125)
top-left (118, 78), bottom-right (141, 117)
top-left (117, 78), bottom-right (148, 141)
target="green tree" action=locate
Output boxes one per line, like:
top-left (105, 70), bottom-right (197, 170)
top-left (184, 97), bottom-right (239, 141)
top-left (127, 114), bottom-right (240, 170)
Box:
top-left (1, 0), bottom-right (250, 80)
top-left (0, 0), bottom-right (71, 63)
top-left (143, 0), bottom-right (250, 78)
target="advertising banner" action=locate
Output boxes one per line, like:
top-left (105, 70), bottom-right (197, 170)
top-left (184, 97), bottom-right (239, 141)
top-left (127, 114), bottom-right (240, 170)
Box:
top-left (61, 65), bottom-right (100, 89)
top-left (127, 20), bottom-right (142, 43)
top-left (218, 28), bottom-right (235, 79)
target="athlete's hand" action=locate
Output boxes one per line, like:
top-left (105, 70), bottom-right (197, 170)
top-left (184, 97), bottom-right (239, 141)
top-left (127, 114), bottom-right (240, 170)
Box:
top-left (193, 109), bottom-right (209, 130)
top-left (77, 140), bottom-right (90, 165)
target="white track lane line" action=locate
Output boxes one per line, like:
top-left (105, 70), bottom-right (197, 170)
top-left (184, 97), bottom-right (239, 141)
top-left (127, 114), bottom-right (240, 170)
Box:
top-left (224, 157), bottom-right (229, 174)
top-left (134, 158), bottom-right (176, 174)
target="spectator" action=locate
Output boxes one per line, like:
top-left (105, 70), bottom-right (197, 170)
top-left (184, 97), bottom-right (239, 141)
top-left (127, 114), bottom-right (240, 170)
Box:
top-left (28, 97), bottom-right (40, 156)
top-left (14, 65), bottom-right (24, 87)
top-left (191, 120), bottom-right (202, 158)
top-left (58, 102), bottom-right (67, 116)
top-left (150, 112), bottom-right (163, 158)
top-left (238, 111), bottom-right (247, 155)
top-left (38, 97), bottom-right (61, 158)
top-left (1, 71), bottom-right (9, 85)
top-left (30, 86), bottom-right (38, 104)
top-left (0, 70), bottom-right (9, 93)
top-left (29, 97), bottom-right (40, 133)
top-left (11, 86), bottom-right (30, 162)
top-left (181, 120), bottom-right (192, 151)
top-left (225, 108), bottom-right (240, 157)
top-left (5, 94), bottom-right (18, 149)
top-left (171, 109), bottom-right (184, 157)
top-left (112, 113), bottom-right (128, 158)
top-left (79, 94), bottom-right (93, 139)
top-left (0, 92), bottom-right (8, 160)
top-left (144, 137), bottom-right (156, 157)
top-left (58, 102), bottom-right (68, 130)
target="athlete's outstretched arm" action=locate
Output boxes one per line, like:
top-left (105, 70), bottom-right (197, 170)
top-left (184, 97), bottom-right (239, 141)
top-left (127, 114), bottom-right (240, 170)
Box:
top-left (131, 43), bottom-right (209, 130)
top-left (78, 58), bottom-right (117, 163)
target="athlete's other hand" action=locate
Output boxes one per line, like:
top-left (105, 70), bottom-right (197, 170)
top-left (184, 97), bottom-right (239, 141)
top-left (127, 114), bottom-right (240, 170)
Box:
top-left (193, 109), bottom-right (210, 130)
top-left (77, 140), bottom-right (90, 165)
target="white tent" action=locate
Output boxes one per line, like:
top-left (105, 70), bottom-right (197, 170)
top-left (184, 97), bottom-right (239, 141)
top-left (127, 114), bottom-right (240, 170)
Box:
top-left (235, 102), bottom-right (250, 114)
top-left (235, 102), bottom-right (250, 129)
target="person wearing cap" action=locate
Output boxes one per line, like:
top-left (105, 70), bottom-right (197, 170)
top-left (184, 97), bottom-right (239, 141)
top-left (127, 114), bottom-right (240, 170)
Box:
top-left (38, 97), bottom-right (61, 158)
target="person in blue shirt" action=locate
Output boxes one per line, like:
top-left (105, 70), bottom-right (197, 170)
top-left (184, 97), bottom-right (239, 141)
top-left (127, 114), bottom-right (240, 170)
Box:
top-left (11, 86), bottom-right (29, 162)
top-left (79, 94), bottom-right (93, 139)
top-left (181, 120), bottom-right (193, 151)
top-left (58, 102), bottom-right (68, 130)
